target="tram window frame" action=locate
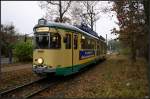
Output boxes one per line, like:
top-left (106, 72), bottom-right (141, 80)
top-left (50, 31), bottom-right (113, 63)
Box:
top-left (65, 34), bottom-right (71, 49)
top-left (74, 34), bottom-right (78, 49)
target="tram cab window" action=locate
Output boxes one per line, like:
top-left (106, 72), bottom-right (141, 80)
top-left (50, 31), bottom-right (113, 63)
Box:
top-left (74, 34), bottom-right (78, 49)
top-left (35, 33), bottom-right (61, 49)
top-left (65, 34), bottom-right (71, 49)
top-left (35, 34), bottom-right (49, 49)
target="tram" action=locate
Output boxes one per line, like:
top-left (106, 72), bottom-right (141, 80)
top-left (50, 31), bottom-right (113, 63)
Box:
top-left (32, 18), bottom-right (106, 76)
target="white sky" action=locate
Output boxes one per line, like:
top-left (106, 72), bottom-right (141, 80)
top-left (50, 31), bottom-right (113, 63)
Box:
top-left (1, 1), bottom-right (119, 40)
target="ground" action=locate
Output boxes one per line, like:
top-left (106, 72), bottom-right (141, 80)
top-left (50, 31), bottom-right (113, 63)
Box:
top-left (0, 54), bottom-right (149, 98)
top-left (0, 64), bottom-right (40, 91)
top-left (1, 63), bottom-right (31, 72)
top-left (37, 54), bottom-right (149, 98)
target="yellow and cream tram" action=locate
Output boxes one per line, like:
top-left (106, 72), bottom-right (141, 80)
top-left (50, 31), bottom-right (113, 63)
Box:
top-left (32, 18), bottom-right (106, 76)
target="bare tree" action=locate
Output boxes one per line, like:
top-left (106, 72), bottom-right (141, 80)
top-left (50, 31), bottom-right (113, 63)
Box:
top-left (69, 1), bottom-right (100, 30)
top-left (81, 1), bottom-right (100, 30)
top-left (70, 2), bottom-right (83, 25)
top-left (71, 1), bottom-right (111, 31)
top-left (39, 0), bottom-right (71, 23)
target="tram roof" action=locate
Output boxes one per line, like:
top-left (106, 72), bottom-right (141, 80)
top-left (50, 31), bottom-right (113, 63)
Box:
top-left (34, 20), bottom-right (105, 42)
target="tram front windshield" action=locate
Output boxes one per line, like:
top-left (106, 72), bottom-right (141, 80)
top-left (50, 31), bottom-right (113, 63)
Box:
top-left (35, 33), bottom-right (49, 49)
top-left (35, 33), bottom-right (61, 49)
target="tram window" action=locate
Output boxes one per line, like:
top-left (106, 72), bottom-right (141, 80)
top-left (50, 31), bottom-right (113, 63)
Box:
top-left (35, 35), bottom-right (49, 49)
top-left (74, 35), bottom-right (78, 49)
top-left (35, 33), bottom-right (61, 49)
top-left (65, 34), bottom-right (71, 49)
top-left (50, 33), bottom-right (61, 49)
top-left (81, 35), bottom-right (86, 49)
top-left (81, 35), bottom-right (97, 49)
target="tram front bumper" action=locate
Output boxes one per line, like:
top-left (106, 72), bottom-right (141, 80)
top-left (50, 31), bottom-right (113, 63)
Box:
top-left (32, 65), bottom-right (56, 74)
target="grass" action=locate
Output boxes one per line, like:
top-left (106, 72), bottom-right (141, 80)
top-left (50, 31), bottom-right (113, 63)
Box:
top-left (90, 54), bottom-right (149, 98)
top-left (64, 54), bottom-right (149, 98)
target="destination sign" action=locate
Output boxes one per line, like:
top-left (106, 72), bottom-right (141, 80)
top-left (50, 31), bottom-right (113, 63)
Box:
top-left (36, 27), bottom-right (49, 32)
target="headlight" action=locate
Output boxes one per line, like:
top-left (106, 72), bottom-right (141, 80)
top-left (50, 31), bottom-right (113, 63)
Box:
top-left (37, 58), bottom-right (44, 64)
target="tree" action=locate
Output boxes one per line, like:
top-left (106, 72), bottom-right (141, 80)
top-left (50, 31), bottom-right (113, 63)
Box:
top-left (143, 0), bottom-right (150, 61)
top-left (39, 0), bottom-right (72, 23)
top-left (81, 1), bottom-right (100, 30)
top-left (0, 23), bottom-right (18, 56)
top-left (70, 1), bottom-right (83, 25)
top-left (71, 1), bottom-right (112, 31)
top-left (107, 39), bottom-right (120, 53)
top-left (70, 1), bottom-right (101, 30)
top-left (112, 1), bottom-right (148, 62)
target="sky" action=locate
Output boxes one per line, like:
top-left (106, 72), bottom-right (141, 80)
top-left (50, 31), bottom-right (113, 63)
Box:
top-left (1, 1), bottom-right (119, 40)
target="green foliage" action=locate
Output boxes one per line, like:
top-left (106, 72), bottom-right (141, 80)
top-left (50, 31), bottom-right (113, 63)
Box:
top-left (1, 23), bottom-right (18, 56)
top-left (120, 47), bottom-right (131, 55)
top-left (14, 41), bottom-right (33, 62)
top-left (107, 39), bottom-right (121, 52)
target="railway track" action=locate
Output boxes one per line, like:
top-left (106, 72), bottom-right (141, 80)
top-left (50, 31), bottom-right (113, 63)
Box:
top-left (0, 77), bottom-right (60, 98)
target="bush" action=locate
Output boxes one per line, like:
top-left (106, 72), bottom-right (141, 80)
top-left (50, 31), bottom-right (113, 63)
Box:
top-left (14, 41), bottom-right (33, 62)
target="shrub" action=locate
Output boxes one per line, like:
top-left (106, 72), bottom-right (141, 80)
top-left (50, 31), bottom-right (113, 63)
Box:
top-left (14, 41), bottom-right (33, 62)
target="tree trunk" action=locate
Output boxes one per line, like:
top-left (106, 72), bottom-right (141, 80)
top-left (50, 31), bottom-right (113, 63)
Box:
top-left (90, 6), bottom-right (94, 30)
top-left (9, 48), bottom-right (12, 64)
top-left (148, 0), bottom-right (150, 64)
top-left (59, 0), bottom-right (63, 22)
top-left (131, 32), bottom-right (136, 62)
top-left (147, 0), bottom-right (150, 96)
top-left (91, 14), bottom-right (93, 30)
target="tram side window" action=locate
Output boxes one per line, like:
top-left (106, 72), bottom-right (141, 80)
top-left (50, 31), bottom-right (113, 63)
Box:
top-left (81, 35), bottom-right (96, 49)
top-left (81, 35), bottom-right (86, 49)
top-left (74, 34), bottom-right (78, 49)
top-left (50, 33), bottom-right (61, 49)
top-left (65, 34), bottom-right (71, 49)
top-left (96, 45), bottom-right (98, 56)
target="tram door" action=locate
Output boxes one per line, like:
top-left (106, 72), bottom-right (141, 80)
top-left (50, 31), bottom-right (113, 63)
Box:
top-left (64, 33), bottom-right (72, 67)
top-left (65, 33), bottom-right (78, 71)
top-left (72, 33), bottom-right (79, 71)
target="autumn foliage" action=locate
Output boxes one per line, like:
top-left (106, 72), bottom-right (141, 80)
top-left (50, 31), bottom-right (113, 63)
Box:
top-left (112, 1), bottom-right (149, 61)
